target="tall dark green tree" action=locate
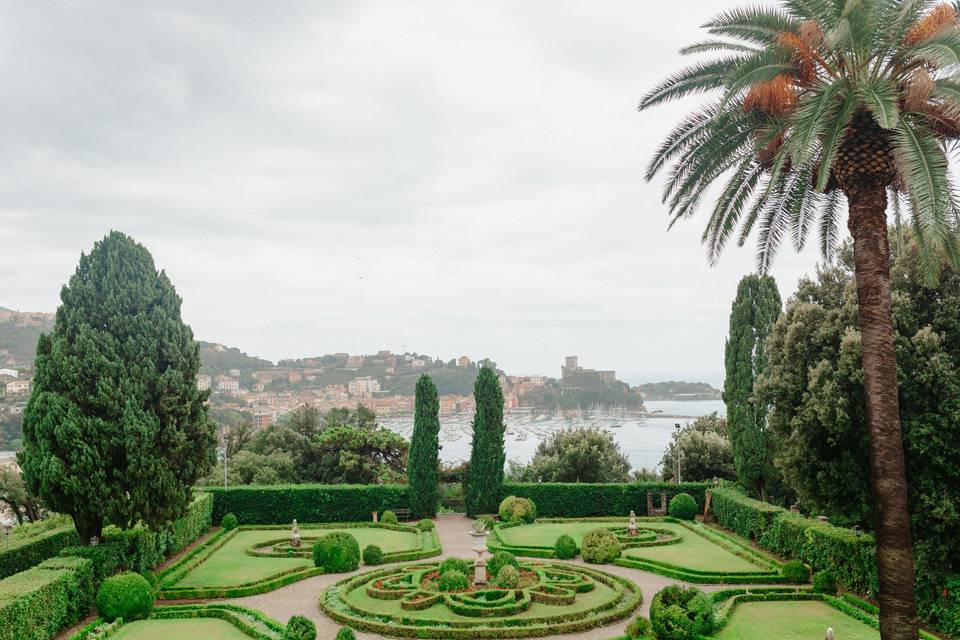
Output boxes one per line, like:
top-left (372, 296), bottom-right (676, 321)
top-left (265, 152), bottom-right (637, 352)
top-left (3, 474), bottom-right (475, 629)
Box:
top-left (18, 231), bottom-right (216, 542)
top-left (724, 274), bottom-right (781, 501)
top-left (407, 374), bottom-right (440, 518)
top-left (465, 366), bottom-right (505, 516)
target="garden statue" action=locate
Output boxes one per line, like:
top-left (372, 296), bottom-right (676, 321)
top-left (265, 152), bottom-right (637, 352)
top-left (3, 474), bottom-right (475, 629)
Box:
top-left (628, 510), bottom-right (637, 536)
top-left (470, 520), bottom-right (489, 585)
top-left (825, 628), bottom-right (834, 640)
top-left (291, 519), bottom-right (301, 548)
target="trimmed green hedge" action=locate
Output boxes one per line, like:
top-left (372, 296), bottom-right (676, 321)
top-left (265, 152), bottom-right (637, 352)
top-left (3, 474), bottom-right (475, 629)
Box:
top-left (208, 484), bottom-right (410, 524)
top-left (0, 556), bottom-right (94, 640)
top-left (709, 487), bottom-right (783, 541)
top-left (502, 482), bottom-right (709, 518)
top-left (0, 520), bottom-right (80, 579)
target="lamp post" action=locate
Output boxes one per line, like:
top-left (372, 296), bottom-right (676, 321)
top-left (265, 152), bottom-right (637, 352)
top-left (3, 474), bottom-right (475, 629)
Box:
top-left (674, 423), bottom-right (682, 484)
top-left (223, 425), bottom-right (230, 489)
top-left (853, 524), bottom-right (865, 592)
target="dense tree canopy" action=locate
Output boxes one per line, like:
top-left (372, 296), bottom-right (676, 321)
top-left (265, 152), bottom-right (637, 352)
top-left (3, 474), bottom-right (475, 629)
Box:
top-left (509, 427), bottom-right (631, 483)
top-left (19, 231), bottom-right (216, 541)
top-left (659, 413), bottom-right (736, 483)
top-left (465, 367), bottom-right (505, 516)
top-left (408, 375), bottom-right (440, 518)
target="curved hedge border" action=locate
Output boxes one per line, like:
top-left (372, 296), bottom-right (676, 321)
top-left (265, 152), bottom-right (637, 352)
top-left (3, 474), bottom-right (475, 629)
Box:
top-left (319, 562), bottom-right (643, 639)
top-left (243, 522), bottom-right (441, 564)
top-left (487, 518), bottom-right (680, 559)
top-left (69, 604), bottom-right (286, 640)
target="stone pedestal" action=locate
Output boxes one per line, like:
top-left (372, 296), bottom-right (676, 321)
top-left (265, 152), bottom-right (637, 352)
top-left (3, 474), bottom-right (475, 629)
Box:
top-left (473, 556), bottom-right (488, 586)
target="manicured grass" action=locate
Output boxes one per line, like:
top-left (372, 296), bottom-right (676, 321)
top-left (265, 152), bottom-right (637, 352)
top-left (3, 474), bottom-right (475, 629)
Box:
top-left (621, 522), bottom-right (762, 573)
top-left (111, 618), bottom-right (254, 639)
top-left (496, 522), bottom-right (625, 549)
top-left (175, 527), bottom-right (418, 588)
top-left (714, 600), bottom-right (879, 640)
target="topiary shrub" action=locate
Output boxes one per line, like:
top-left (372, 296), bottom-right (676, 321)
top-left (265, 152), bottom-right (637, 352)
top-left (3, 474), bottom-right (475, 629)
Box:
top-left (439, 558), bottom-right (473, 576)
top-left (417, 519), bottom-right (435, 531)
top-left (668, 493), bottom-right (698, 521)
top-left (312, 532), bottom-right (360, 573)
top-left (477, 514), bottom-right (497, 530)
top-left (487, 551), bottom-right (519, 578)
top-left (494, 564), bottom-right (520, 589)
top-left (812, 570), bottom-right (837, 594)
top-left (783, 559), bottom-right (810, 583)
top-left (625, 615), bottom-right (656, 639)
top-left (554, 534), bottom-right (578, 560)
top-left (363, 544), bottom-right (384, 566)
top-left (438, 569), bottom-right (470, 592)
top-left (221, 512), bottom-right (239, 530)
top-left (581, 528), bottom-right (621, 564)
top-left (649, 585), bottom-right (714, 640)
top-left (335, 628), bottom-right (356, 640)
top-left (380, 510), bottom-right (399, 525)
top-left (284, 615), bottom-right (317, 640)
top-left (498, 496), bottom-right (537, 524)
top-left (96, 572), bottom-right (155, 622)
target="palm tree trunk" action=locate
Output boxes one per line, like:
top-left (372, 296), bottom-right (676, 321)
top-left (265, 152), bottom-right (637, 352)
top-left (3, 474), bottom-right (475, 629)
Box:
top-left (846, 183), bottom-right (918, 640)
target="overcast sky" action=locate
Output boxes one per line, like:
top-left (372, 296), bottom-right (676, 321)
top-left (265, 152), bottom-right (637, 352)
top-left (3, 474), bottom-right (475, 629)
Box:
top-left (0, 1), bottom-right (827, 386)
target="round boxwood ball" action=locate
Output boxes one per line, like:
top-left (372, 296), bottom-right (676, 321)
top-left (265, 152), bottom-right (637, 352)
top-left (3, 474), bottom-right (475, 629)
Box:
top-left (497, 496), bottom-right (537, 524)
top-left (554, 534), bottom-right (578, 560)
top-left (438, 569), bottom-right (470, 592)
top-left (580, 528), bottom-right (621, 564)
top-left (312, 532), bottom-right (361, 572)
top-left (783, 559), bottom-right (811, 583)
top-left (487, 550), bottom-right (519, 578)
top-left (625, 615), bottom-right (655, 639)
top-left (96, 572), bottom-right (155, 622)
top-left (284, 615), bottom-right (317, 640)
top-left (363, 544), bottom-right (384, 566)
top-left (335, 628), bottom-right (356, 640)
top-left (221, 512), bottom-right (239, 530)
top-left (494, 564), bottom-right (520, 589)
top-left (416, 518), bottom-right (435, 531)
top-left (650, 585), bottom-right (714, 640)
top-left (439, 557), bottom-right (473, 576)
top-left (380, 510), bottom-right (399, 525)
top-left (668, 493), bottom-right (698, 521)
top-left (812, 570), bottom-right (837, 594)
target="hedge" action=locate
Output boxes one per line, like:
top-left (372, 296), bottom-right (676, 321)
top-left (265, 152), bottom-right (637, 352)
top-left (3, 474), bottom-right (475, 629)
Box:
top-left (709, 487), bottom-right (784, 541)
top-left (0, 518), bottom-right (80, 579)
top-left (0, 556), bottom-right (94, 640)
top-left (501, 482), bottom-right (710, 518)
top-left (207, 484), bottom-right (410, 524)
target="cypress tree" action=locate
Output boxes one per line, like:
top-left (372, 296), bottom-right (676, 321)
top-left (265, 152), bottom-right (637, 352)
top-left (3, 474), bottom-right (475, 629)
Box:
top-left (465, 366), bottom-right (505, 516)
top-left (407, 374), bottom-right (440, 518)
top-left (723, 274), bottom-right (781, 501)
top-left (19, 231), bottom-right (216, 542)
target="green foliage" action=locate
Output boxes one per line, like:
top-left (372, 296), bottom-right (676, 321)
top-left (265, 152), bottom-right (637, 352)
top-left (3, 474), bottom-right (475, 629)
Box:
top-left (335, 628), bottom-right (356, 640)
top-left (0, 465), bottom-right (43, 524)
top-left (306, 426), bottom-right (408, 485)
top-left (59, 543), bottom-right (123, 587)
top-left (494, 564), bottom-right (520, 589)
top-left (580, 528), bottom-right (621, 564)
top-left (553, 534), bottom-right (578, 560)
top-left (416, 519), bottom-right (435, 531)
top-left (408, 374), bottom-right (441, 519)
top-left (668, 493), bottom-right (698, 520)
top-left (221, 513), bottom-right (238, 530)
top-left (95, 572), bottom-right (154, 622)
top-left (0, 556), bottom-right (93, 640)
top-left (0, 519), bottom-right (79, 579)
top-left (19, 232), bottom-right (216, 541)
top-left (208, 484), bottom-right (409, 524)
top-left (497, 496), bottom-right (537, 524)
top-left (312, 532), bottom-right (361, 573)
top-left (649, 586), bottom-right (714, 640)
top-left (438, 569), bottom-right (470, 592)
top-left (439, 558), bottom-right (473, 577)
top-left (710, 486), bottom-right (782, 540)
top-left (499, 482), bottom-right (708, 518)
top-left (487, 551), bottom-right (519, 579)
top-left (476, 515), bottom-right (496, 531)
top-left (659, 413), bottom-right (735, 482)
top-left (509, 427), bottom-right (632, 483)
top-left (782, 560), bottom-right (810, 583)
top-left (465, 367), bottom-right (506, 516)
top-left (284, 615), bottom-right (317, 640)
top-left (724, 274), bottom-right (781, 500)
top-left (813, 570), bottom-right (837, 595)
top-left (362, 544), bottom-right (383, 566)
top-left (380, 510), bottom-right (398, 525)
top-left (625, 615), bottom-right (655, 639)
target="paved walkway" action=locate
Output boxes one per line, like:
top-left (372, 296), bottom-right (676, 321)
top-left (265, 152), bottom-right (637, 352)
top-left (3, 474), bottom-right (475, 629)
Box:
top-left (231, 514), bottom-right (756, 640)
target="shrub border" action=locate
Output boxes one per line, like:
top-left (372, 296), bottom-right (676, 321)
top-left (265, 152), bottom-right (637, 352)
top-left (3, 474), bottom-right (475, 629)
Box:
top-left (69, 604), bottom-right (286, 640)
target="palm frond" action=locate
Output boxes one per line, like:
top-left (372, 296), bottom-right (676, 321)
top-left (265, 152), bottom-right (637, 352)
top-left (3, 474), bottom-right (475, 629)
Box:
top-left (704, 7), bottom-right (801, 45)
top-left (784, 81), bottom-right (843, 166)
top-left (880, 0), bottom-right (936, 48)
top-left (818, 188), bottom-right (844, 261)
top-left (784, 0), bottom-right (843, 30)
top-left (702, 159), bottom-right (765, 263)
top-left (680, 40), bottom-right (761, 55)
top-left (857, 77), bottom-right (901, 128)
top-left (638, 58), bottom-right (745, 110)
top-left (722, 49), bottom-right (797, 106)
top-left (933, 78), bottom-right (960, 117)
top-left (645, 106), bottom-right (720, 181)
top-left (905, 30), bottom-right (960, 67)
top-left (815, 91), bottom-right (856, 190)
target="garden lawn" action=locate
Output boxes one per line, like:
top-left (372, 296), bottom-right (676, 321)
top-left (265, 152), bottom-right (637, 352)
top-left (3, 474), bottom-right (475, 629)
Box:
top-left (175, 527), bottom-right (418, 588)
top-left (496, 521), bottom-right (625, 549)
top-left (713, 600), bottom-right (879, 640)
top-left (111, 619), bottom-right (253, 639)
top-left (621, 522), bottom-right (763, 573)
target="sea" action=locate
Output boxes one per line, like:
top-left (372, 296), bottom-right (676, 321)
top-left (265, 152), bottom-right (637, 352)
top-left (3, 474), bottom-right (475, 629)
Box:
top-left (379, 399), bottom-right (725, 475)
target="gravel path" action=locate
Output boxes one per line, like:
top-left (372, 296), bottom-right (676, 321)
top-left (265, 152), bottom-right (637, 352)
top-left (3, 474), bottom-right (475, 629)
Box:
top-left (228, 514), bottom-right (763, 640)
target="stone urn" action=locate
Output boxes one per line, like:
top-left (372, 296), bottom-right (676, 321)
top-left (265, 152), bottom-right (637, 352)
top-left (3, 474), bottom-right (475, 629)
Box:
top-left (470, 521), bottom-right (490, 586)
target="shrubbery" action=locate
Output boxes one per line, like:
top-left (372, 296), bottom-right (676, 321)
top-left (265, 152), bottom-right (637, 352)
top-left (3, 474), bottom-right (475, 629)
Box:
top-left (335, 628), bottom-right (356, 640)
top-left (625, 615), bottom-right (656, 639)
top-left (668, 493), bottom-right (698, 520)
top-left (649, 586), bottom-right (714, 640)
top-left (0, 556), bottom-right (94, 640)
top-left (477, 515), bottom-right (497, 531)
top-left (438, 569), bottom-right (470, 592)
top-left (439, 558), bottom-right (473, 576)
top-left (221, 512), bottom-right (238, 530)
top-left (494, 564), bottom-right (520, 589)
top-left (416, 519), bottom-right (435, 531)
top-left (501, 481), bottom-right (708, 517)
top-left (95, 572), bottom-right (154, 623)
top-left (380, 510), bottom-right (398, 525)
top-left (0, 518), bottom-right (79, 580)
top-left (362, 544), bottom-right (383, 566)
top-left (312, 532), bottom-right (360, 573)
top-left (284, 615), bottom-right (317, 640)
top-left (581, 528), bottom-right (621, 564)
top-left (813, 570), bottom-right (837, 594)
top-left (783, 560), bottom-right (810, 583)
top-left (487, 551), bottom-right (519, 578)
top-left (554, 534), bottom-right (578, 559)
top-left (207, 484), bottom-right (409, 524)
top-left (498, 496), bottom-right (537, 524)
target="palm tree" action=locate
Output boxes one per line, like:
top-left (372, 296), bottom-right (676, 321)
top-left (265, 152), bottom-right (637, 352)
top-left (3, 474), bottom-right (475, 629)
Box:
top-left (640, 2), bottom-right (960, 638)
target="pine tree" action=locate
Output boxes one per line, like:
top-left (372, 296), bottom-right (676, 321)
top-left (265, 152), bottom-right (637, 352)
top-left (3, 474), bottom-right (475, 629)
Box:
top-left (18, 231), bottom-right (216, 542)
top-left (407, 374), bottom-right (440, 518)
top-left (465, 366), bottom-right (505, 516)
top-left (724, 274), bottom-right (781, 502)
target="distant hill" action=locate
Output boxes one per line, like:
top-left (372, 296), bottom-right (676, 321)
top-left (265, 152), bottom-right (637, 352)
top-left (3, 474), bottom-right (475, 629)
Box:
top-left (197, 341), bottom-right (273, 378)
top-left (637, 381), bottom-right (721, 401)
top-left (0, 307), bottom-right (54, 371)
